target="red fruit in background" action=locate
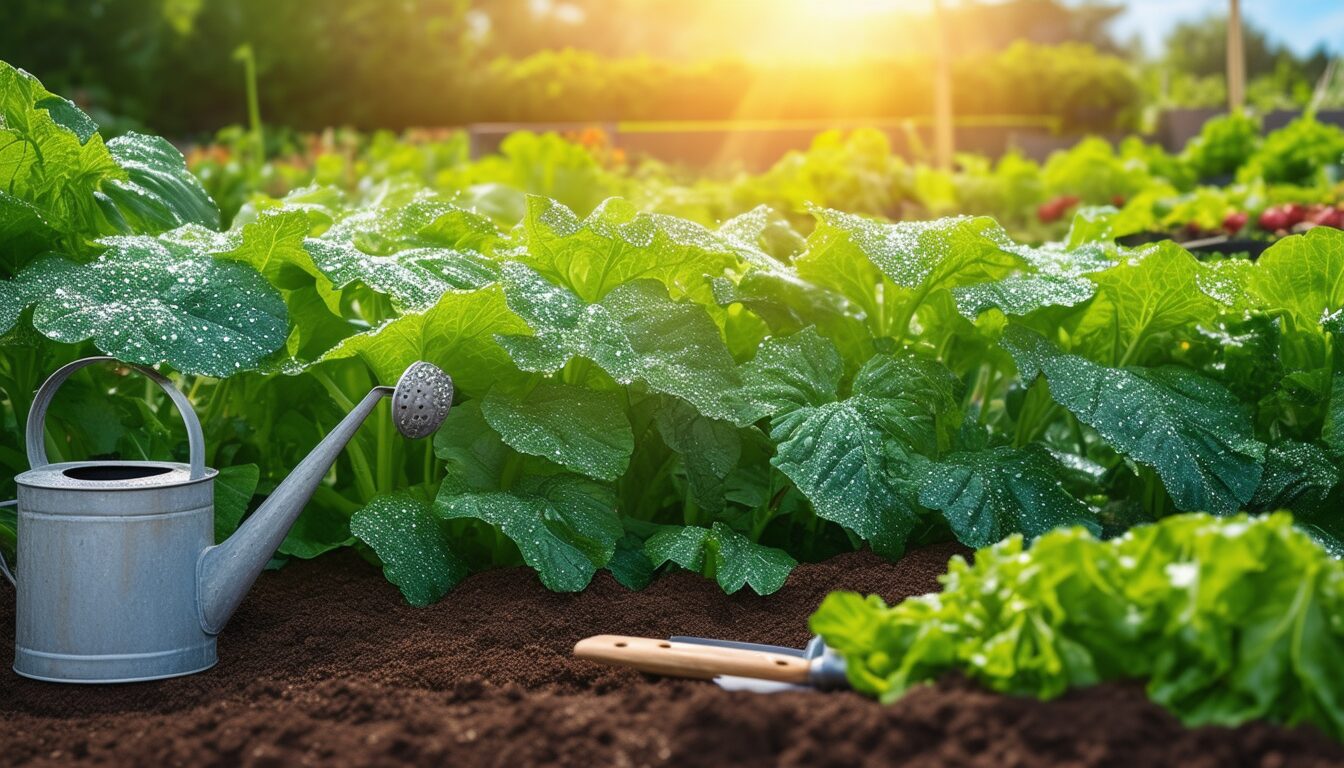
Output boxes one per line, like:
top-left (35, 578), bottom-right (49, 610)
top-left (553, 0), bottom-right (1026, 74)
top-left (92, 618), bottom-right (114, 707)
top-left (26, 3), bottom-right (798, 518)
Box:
top-left (1036, 195), bottom-right (1080, 223)
top-left (1259, 206), bottom-right (1289, 231)
top-left (1284, 204), bottom-right (1307, 226)
top-left (1111, 195), bottom-right (1126, 207)
top-left (1307, 206), bottom-right (1344, 228)
top-left (1223, 211), bottom-right (1248, 234)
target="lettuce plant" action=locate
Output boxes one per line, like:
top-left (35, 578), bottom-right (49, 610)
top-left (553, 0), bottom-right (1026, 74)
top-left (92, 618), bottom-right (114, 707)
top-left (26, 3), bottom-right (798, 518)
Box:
top-left (810, 512), bottom-right (1344, 740)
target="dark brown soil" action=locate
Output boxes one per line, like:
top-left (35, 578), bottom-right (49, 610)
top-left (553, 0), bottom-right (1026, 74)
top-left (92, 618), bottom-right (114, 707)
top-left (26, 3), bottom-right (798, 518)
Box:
top-left (2, 544), bottom-right (1341, 767)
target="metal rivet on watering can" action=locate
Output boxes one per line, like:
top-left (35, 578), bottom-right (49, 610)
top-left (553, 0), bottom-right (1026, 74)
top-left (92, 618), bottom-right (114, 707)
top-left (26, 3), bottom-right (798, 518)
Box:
top-left (1, 356), bottom-right (452, 683)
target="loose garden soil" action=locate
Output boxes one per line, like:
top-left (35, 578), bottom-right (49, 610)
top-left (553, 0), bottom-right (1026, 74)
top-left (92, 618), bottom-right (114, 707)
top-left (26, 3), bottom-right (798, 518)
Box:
top-left (2, 543), bottom-right (1341, 767)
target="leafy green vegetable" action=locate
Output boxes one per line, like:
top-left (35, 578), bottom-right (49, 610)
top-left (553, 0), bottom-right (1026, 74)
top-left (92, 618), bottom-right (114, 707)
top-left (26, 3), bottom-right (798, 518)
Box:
top-left (498, 263), bottom-right (755, 423)
top-left (810, 513), bottom-right (1344, 740)
top-left (3, 61), bottom-right (1344, 614)
top-left (1004, 326), bottom-right (1264, 514)
top-left (645, 521), bottom-right (796, 595)
top-left (1249, 226), bottom-right (1344, 329)
top-left (482, 382), bottom-right (633, 482)
top-left (437, 473), bottom-right (622, 592)
top-left (915, 445), bottom-right (1099, 547)
top-left (744, 328), bottom-right (961, 556)
top-left (321, 285), bottom-right (527, 393)
top-left (0, 238), bottom-right (287, 376)
top-left (350, 492), bottom-right (467, 606)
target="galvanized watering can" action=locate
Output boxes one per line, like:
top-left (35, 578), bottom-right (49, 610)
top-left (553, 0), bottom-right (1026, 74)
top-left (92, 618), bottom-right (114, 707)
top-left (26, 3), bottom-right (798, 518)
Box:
top-left (0, 356), bottom-right (452, 683)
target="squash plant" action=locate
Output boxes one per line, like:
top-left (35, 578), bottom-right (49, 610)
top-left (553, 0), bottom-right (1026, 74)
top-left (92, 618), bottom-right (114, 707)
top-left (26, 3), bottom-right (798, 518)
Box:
top-left (0, 61), bottom-right (1341, 605)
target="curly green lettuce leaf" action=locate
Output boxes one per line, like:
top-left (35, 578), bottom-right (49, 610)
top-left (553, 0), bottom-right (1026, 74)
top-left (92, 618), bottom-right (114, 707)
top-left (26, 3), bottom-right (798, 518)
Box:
top-left (812, 513), bottom-right (1344, 741)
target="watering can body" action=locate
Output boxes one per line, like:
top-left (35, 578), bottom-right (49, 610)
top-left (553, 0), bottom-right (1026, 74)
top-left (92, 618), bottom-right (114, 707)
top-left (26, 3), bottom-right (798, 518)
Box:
top-left (4, 356), bottom-right (452, 683)
top-left (13, 461), bottom-right (218, 682)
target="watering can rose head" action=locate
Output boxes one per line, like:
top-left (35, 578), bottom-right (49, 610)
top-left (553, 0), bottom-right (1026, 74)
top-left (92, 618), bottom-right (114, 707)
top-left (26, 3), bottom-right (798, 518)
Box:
top-left (6, 357), bottom-right (451, 684)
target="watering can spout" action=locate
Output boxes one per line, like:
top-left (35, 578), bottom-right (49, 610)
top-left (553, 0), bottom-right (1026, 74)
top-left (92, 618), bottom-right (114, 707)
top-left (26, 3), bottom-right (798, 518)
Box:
top-left (196, 362), bottom-right (452, 635)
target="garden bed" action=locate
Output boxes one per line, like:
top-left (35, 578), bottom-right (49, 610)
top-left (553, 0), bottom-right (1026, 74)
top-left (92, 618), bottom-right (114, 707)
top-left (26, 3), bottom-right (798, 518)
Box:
top-left (3, 544), bottom-right (1341, 768)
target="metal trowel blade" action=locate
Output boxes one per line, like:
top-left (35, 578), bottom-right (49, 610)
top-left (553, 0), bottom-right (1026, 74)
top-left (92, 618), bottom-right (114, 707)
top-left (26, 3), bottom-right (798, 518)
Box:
top-left (712, 675), bottom-right (815, 693)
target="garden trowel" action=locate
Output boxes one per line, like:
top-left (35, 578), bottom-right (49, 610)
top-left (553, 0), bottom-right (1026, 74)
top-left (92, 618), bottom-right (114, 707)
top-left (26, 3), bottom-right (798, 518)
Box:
top-left (573, 633), bottom-right (847, 693)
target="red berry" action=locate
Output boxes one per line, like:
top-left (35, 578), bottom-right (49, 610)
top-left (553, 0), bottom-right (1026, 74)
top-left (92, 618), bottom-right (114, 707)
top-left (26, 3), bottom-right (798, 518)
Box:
top-left (1259, 208), bottom-right (1288, 231)
top-left (1223, 211), bottom-right (1248, 234)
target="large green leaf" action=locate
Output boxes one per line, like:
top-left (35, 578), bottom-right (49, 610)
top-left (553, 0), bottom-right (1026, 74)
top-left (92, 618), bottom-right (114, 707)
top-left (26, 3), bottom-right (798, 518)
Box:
top-left (350, 492), bottom-right (468, 606)
top-left (213, 463), bottom-right (260, 543)
top-left (772, 399), bottom-right (918, 556)
top-left (481, 382), bottom-right (633, 482)
top-left (916, 446), bottom-right (1100, 547)
top-left (606, 532), bottom-right (656, 590)
top-left (1249, 227), bottom-right (1344, 328)
top-left (433, 400), bottom-right (512, 492)
top-left (497, 263), bottom-right (755, 423)
top-left (1003, 326), bottom-right (1264, 514)
top-left (0, 62), bottom-right (122, 242)
top-left (321, 284), bottom-right (527, 394)
top-left (188, 211), bottom-right (363, 359)
top-left (745, 331), bottom-right (960, 555)
top-left (0, 191), bottom-right (59, 271)
top-left (304, 238), bottom-right (497, 311)
top-left (436, 473), bottom-right (622, 592)
top-left (952, 241), bottom-right (1113, 319)
top-left (644, 522), bottom-right (796, 595)
top-left (518, 196), bottom-right (750, 304)
top-left (796, 210), bottom-right (1022, 334)
top-left (433, 400), bottom-right (623, 591)
top-left (1247, 440), bottom-right (1339, 515)
top-left (278, 503), bottom-right (357, 560)
top-left (208, 210), bottom-right (321, 289)
top-left (740, 326), bottom-right (843, 430)
top-left (653, 396), bottom-right (742, 514)
top-left (1072, 242), bottom-right (1220, 365)
top-left (97, 133), bottom-right (220, 233)
top-left (1326, 371), bottom-right (1344, 459)
top-left (326, 198), bottom-right (502, 254)
top-left (0, 237), bottom-right (288, 376)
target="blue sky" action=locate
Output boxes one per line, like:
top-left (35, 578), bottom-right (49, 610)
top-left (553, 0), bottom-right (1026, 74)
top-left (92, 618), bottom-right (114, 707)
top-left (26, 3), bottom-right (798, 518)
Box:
top-left (1104, 0), bottom-right (1344, 56)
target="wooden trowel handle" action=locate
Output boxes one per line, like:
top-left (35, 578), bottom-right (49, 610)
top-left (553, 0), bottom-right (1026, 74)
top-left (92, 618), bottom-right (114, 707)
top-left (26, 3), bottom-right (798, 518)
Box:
top-left (573, 635), bottom-right (811, 684)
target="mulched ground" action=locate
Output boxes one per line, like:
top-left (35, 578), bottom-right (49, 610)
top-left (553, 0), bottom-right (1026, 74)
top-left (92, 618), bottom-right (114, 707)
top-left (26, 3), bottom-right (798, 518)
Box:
top-left (2, 543), bottom-right (1341, 767)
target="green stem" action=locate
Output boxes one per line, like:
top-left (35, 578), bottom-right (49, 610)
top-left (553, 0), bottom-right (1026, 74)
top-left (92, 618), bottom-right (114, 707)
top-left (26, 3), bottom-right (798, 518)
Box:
top-left (681, 498), bottom-right (701, 527)
top-left (235, 44), bottom-right (265, 187)
top-left (1116, 334), bottom-right (1144, 368)
top-left (888, 284), bottom-right (932, 345)
top-left (376, 405), bottom-right (394, 493)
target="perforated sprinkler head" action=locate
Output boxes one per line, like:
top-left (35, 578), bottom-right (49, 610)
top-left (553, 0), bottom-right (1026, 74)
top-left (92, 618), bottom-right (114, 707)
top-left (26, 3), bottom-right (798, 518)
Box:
top-left (392, 361), bottom-right (453, 439)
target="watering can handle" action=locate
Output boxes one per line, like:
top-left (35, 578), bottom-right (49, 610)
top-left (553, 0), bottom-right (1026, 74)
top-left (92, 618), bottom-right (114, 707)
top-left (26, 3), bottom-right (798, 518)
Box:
top-left (25, 356), bottom-right (207, 480)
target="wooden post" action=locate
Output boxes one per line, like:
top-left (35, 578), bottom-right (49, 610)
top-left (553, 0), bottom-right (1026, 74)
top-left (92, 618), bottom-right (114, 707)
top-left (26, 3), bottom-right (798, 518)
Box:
top-left (933, 0), bottom-right (954, 169)
top-left (1227, 0), bottom-right (1245, 114)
